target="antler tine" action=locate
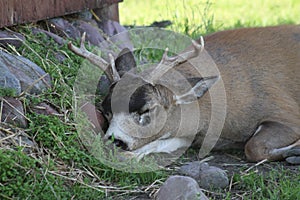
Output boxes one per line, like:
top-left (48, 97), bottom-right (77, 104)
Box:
top-left (68, 32), bottom-right (114, 82)
top-left (200, 36), bottom-right (205, 49)
top-left (160, 47), bottom-right (177, 64)
top-left (147, 37), bottom-right (204, 84)
top-left (109, 53), bottom-right (120, 82)
top-left (179, 36), bottom-right (204, 62)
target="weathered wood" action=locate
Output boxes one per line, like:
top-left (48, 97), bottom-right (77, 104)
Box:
top-left (0, 0), bottom-right (122, 28)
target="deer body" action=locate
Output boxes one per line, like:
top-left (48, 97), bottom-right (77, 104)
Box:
top-left (69, 25), bottom-right (300, 163)
top-left (193, 25), bottom-right (300, 161)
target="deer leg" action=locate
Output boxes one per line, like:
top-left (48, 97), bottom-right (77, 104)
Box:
top-left (281, 142), bottom-right (300, 164)
top-left (132, 137), bottom-right (192, 159)
top-left (245, 121), bottom-right (300, 164)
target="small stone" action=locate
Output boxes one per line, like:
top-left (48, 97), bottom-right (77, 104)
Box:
top-left (73, 19), bottom-right (105, 46)
top-left (80, 102), bottom-right (107, 133)
top-left (1, 97), bottom-right (27, 128)
top-left (98, 20), bottom-right (134, 51)
top-left (47, 18), bottom-right (81, 39)
top-left (0, 64), bottom-right (21, 95)
top-left (98, 19), bottom-right (127, 37)
top-left (180, 161), bottom-right (229, 189)
top-left (53, 51), bottom-right (67, 63)
top-left (16, 134), bottom-right (35, 148)
top-left (0, 127), bottom-right (36, 154)
top-left (156, 175), bottom-right (209, 200)
top-left (179, 161), bottom-right (204, 178)
top-left (31, 102), bottom-right (59, 116)
top-left (31, 27), bottom-right (66, 45)
top-left (0, 51), bottom-right (51, 94)
top-left (199, 165), bottom-right (229, 189)
top-left (0, 30), bottom-right (25, 48)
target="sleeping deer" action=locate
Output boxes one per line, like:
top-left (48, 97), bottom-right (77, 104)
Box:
top-left (69, 25), bottom-right (300, 164)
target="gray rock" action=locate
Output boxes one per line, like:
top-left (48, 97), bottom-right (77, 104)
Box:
top-left (180, 161), bottom-right (203, 178)
top-left (0, 30), bottom-right (25, 48)
top-left (73, 19), bottom-right (105, 46)
top-left (31, 27), bottom-right (66, 45)
top-left (79, 101), bottom-right (107, 133)
top-left (1, 97), bottom-right (27, 128)
top-left (0, 64), bottom-right (21, 95)
top-left (31, 102), bottom-right (59, 116)
top-left (98, 19), bottom-right (127, 37)
top-left (156, 175), bottom-right (208, 200)
top-left (0, 51), bottom-right (51, 94)
top-left (198, 164), bottom-right (229, 189)
top-left (180, 162), bottom-right (229, 189)
top-left (47, 18), bottom-right (81, 39)
top-left (53, 51), bottom-right (67, 63)
top-left (0, 128), bottom-right (36, 154)
top-left (16, 134), bottom-right (35, 148)
top-left (98, 20), bottom-right (134, 51)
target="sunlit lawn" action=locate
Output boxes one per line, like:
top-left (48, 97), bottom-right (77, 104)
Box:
top-left (120, 0), bottom-right (300, 35)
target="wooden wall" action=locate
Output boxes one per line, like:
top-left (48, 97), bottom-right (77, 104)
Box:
top-left (0, 0), bottom-right (122, 28)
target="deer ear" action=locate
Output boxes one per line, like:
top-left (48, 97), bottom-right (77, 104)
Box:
top-left (174, 76), bottom-right (219, 105)
top-left (115, 48), bottom-right (136, 76)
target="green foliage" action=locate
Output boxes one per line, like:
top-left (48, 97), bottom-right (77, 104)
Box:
top-left (0, 149), bottom-right (67, 199)
top-left (226, 169), bottom-right (300, 200)
top-left (120, 0), bottom-right (300, 36)
top-left (0, 87), bottom-right (17, 97)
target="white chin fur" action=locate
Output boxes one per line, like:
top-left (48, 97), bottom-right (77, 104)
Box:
top-left (105, 116), bottom-right (136, 150)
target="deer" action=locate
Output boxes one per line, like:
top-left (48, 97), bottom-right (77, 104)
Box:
top-left (68, 25), bottom-right (300, 164)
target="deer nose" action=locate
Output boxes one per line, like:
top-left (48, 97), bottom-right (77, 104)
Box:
top-left (108, 136), bottom-right (128, 151)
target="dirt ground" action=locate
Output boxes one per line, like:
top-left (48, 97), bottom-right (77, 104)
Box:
top-left (121, 149), bottom-right (299, 200)
top-left (203, 151), bottom-right (299, 175)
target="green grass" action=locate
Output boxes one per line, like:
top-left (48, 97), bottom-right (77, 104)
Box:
top-left (0, 27), bottom-right (167, 199)
top-left (0, 1), bottom-right (300, 199)
top-left (0, 88), bottom-right (17, 97)
top-left (226, 169), bottom-right (300, 200)
top-left (120, 0), bottom-right (300, 36)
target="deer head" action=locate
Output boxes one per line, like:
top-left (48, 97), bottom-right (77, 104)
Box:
top-left (68, 33), bottom-right (219, 158)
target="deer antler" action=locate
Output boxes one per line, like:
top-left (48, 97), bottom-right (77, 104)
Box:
top-left (68, 32), bottom-right (120, 82)
top-left (146, 36), bottom-right (204, 84)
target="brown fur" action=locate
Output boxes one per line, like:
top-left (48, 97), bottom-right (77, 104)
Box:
top-left (185, 25), bottom-right (299, 161)
top-left (103, 25), bottom-right (300, 162)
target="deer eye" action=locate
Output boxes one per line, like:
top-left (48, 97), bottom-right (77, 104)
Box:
top-left (132, 107), bottom-right (151, 126)
top-left (138, 108), bottom-right (150, 115)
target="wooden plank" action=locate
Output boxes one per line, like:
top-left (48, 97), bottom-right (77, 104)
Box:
top-left (0, 0), bottom-right (122, 28)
